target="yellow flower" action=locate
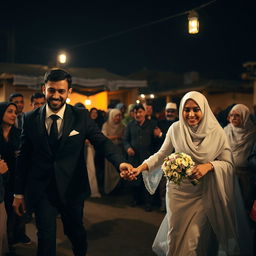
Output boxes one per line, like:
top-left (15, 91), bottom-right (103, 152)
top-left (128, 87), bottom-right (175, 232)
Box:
top-left (182, 159), bottom-right (188, 167)
top-left (175, 158), bottom-right (183, 165)
top-left (171, 164), bottom-right (178, 170)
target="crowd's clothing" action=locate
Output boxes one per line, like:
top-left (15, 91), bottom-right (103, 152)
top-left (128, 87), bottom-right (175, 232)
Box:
top-left (124, 118), bottom-right (158, 206)
top-left (0, 152), bottom-right (8, 255)
top-left (124, 118), bottom-right (158, 168)
top-left (143, 92), bottom-right (253, 255)
top-left (14, 104), bottom-right (125, 256)
top-left (102, 109), bottom-right (125, 194)
top-left (0, 174), bottom-right (4, 204)
top-left (86, 142), bottom-right (101, 197)
top-left (224, 104), bottom-right (256, 209)
top-left (122, 104), bottom-right (135, 127)
top-left (0, 202), bottom-right (8, 255)
top-left (156, 118), bottom-right (178, 211)
top-left (0, 102), bottom-right (28, 249)
top-left (248, 143), bottom-right (256, 200)
top-left (157, 118), bottom-right (178, 144)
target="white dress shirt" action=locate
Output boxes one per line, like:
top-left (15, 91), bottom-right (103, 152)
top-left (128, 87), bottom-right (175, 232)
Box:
top-left (45, 104), bottom-right (66, 138)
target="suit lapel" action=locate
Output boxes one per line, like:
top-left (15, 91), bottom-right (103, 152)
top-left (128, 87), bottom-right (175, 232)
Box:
top-left (58, 105), bottom-right (74, 152)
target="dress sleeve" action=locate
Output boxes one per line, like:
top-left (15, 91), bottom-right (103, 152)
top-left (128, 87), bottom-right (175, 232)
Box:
top-left (144, 127), bottom-right (174, 171)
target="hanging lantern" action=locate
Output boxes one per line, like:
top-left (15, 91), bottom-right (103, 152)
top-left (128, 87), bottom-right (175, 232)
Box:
top-left (188, 10), bottom-right (199, 34)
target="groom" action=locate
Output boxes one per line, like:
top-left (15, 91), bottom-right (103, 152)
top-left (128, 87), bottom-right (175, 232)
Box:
top-left (12, 68), bottom-right (132, 256)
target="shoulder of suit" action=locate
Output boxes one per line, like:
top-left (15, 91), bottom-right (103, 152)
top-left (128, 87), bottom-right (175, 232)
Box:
top-left (24, 107), bottom-right (40, 118)
top-left (70, 104), bottom-right (88, 113)
top-left (68, 104), bottom-right (90, 118)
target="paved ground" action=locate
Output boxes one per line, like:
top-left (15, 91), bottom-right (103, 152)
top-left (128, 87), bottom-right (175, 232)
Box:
top-left (14, 193), bottom-right (165, 256)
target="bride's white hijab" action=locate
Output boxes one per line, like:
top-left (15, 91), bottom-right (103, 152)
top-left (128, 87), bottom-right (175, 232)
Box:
top-left (171, 91), bottom-right (230, 164)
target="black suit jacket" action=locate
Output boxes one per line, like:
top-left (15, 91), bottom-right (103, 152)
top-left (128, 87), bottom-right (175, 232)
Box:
top-left (15, 104), bottom-right (125, 207)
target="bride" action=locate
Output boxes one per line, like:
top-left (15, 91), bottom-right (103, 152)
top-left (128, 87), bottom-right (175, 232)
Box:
top-left (121, 91), bottom-right (253, 256)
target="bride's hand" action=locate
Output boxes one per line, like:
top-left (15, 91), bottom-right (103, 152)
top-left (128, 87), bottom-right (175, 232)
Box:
top-left (130, 168), bottom-right (141, 177)
top-left (191, 163), bottom-right (214, 179)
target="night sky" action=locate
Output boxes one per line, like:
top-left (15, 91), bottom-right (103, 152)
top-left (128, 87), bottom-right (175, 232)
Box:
top-left (0, 0), bottom-right (255, 80)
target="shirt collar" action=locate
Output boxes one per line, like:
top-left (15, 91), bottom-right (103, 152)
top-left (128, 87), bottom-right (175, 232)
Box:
top-left (46, 104), bottom-right (66, 120)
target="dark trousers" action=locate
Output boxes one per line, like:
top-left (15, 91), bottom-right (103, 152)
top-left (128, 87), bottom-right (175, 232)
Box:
top-left (4, 190), bottom-right (26, 247)
top-left (34, 193), bottom-right (87, 256)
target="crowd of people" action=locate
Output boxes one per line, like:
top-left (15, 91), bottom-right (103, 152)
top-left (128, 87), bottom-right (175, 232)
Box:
top-left (0, 68), bottom-right (255, 256)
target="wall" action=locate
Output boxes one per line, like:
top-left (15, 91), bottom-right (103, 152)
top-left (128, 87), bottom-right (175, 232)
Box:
top-left (207, 92), bottom-right (253, 113)
top-left (68, 91), bottom-right (108, 111)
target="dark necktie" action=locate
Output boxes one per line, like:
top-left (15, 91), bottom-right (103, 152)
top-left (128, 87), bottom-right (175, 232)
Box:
top-left (48, 114), bottom-right (59, 152)
top-left (17, 114), bottom-right (23, 129)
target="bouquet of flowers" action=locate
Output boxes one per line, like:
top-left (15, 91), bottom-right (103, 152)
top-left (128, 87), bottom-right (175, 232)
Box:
top-left (161, 152), bottom-right (199, 185)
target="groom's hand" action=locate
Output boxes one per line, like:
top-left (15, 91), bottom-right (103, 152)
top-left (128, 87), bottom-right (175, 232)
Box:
top-left (119, 163), bottom-right (137, 180)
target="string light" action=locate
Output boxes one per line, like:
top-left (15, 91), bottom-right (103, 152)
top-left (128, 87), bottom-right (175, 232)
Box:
top-left (188, 10), bottom-right (199, 34)
top-left (85, 99), bottom-right (92, 105)
top-left (57, 52), bottom-right (67, 64)
top-left (69, 0), bottom-right (216, 50)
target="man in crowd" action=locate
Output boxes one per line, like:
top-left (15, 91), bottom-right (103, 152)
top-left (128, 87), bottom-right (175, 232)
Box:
top-left (9, 93), bottom-right (25, 129)
top-left (30, 92), bottom-right (46, 109)
top-left (154, 102), bottom-right (178, 142)
top-left (124, 103), bottom-right (159, 212)
top-left (144, 102), bottom-right (157, 121)
top-left (12, 68), bottom-right (132, 256)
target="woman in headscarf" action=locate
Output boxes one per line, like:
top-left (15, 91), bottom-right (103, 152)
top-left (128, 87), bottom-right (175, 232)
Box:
top-left (84, 107), bottom-right (102, 198)
top-left (0, 102), bottom-right (19, 254)
top-left (102, 109), bottom-right (125, 193)
top-left (122, 92), bottom-right (253, 255)
top-left (122, 104), bottom-right (135, 127)
top-left (224, 104), bottom-right (256, 209)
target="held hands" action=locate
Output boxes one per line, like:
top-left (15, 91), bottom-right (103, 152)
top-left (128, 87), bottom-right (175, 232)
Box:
top-left (191, 163), bottom-right (214, 180)
top-left (120, 163), bottom-right (148, 181)
top-left (119, 163), bottom-right (139, 181)
top-left (0, 160), bottom-right (8, 174)
top-left (13, 197), bottom-right (26, 216)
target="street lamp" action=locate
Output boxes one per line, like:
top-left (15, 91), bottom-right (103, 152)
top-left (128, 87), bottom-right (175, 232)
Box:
top-left (57, 51), bottom-right (68, 67)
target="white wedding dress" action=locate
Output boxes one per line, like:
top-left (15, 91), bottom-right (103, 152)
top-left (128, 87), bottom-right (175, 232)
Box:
top-left (143, 163), bottom-right (252, 256)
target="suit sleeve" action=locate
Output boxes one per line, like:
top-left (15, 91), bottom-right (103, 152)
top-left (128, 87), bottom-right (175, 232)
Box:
top-left (85, 112), bottom-right (126, 170)
top-left (14, 113), bottom-right (32, 194)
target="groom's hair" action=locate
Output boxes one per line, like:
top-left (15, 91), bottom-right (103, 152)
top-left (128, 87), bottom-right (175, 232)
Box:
top-left (44, 69), bottom-right (72, 88)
